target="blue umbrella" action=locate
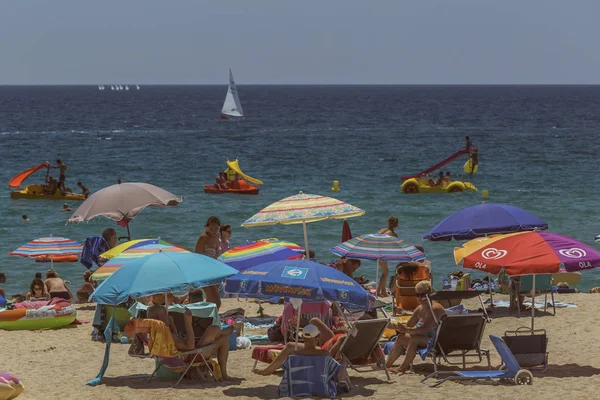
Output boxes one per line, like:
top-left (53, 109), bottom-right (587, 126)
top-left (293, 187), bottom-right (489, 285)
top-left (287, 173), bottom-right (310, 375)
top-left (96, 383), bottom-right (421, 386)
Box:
top-left (424, 203), bottom-right (548, 241)
top-left (224, 259), bottom-right (374, 309)
top-left (87, 251), bottom-right (236, 386)
top-left (90, 251), bottom-right (238, 305)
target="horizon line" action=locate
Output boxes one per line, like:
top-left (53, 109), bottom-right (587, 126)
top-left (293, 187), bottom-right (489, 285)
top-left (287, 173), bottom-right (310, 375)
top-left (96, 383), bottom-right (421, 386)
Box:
top-left (1, 83), bottom-right (600, 86)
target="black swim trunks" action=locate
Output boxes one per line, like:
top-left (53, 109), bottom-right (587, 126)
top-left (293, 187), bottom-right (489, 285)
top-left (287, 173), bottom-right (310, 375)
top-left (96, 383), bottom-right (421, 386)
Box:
top-left (59, 175), bottom-right (66, 182)
top-left (50, 291), bottom-right (71, 301)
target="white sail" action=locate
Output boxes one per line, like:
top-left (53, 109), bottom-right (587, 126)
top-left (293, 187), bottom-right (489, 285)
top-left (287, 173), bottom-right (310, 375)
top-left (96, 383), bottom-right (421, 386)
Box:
top-left (136, 85), bottom-right (140, 90)
top-left (221, 69), bottom-right (243, 117)
top-left (111, 85), bottom-right (115, 90)
top-left (125, 85), bottom-right (129, 90)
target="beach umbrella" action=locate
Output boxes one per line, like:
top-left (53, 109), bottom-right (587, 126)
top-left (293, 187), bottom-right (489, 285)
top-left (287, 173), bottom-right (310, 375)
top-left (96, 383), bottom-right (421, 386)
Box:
top-left (225, 259), bottom-right (375, 347)
top-left (454, 231), bottom-right (600, 329)
top-left (90, 251), bottom-right (237, 305)
top-left (87, 251), bottom-right (236, 387)
top-left (67, 182), bottom-right (183, 240)
top-left (330, 233), bottom-right (426, 295)
top-left (342, 220), bottom-right (353, 242)
top-left (218, 240), bottom-right (302, 272)
top-left (424, 203), bottom-right (548, 304)
top-left (257, 238), bottom-right (304, 253)
top-left (10, 235), bottom-right (82, 267)
top-left (92, 239), bottom-right (190, 281)
top-left (424, 203), bottom-right (548, 241)
top-left (241, 191), bottom-right (365, 259)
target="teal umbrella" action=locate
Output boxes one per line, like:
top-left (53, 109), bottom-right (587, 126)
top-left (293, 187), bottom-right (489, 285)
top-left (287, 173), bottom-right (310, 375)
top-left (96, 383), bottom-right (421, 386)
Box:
top-left (90, 251), bottom-right (238, 305)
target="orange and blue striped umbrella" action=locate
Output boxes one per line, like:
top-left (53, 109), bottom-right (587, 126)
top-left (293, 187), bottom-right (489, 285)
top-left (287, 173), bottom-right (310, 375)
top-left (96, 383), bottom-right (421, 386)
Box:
top-left (92, 239), bottom-right (189, 280)
top-left (10, 235), bottom-right (82, 258)
top-left (218, 240), bottom-right (303, 271)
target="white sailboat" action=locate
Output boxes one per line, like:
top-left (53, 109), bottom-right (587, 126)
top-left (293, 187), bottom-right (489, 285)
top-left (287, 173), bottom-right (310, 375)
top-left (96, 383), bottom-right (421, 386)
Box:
top-left (125, 85), bottom-right (129, 91)
top-left (111, 85), bottom-right (115, 90)
top-left (220, 69), bottom-right (243, 119)
top-left (136, 85), bottom-right (140, 90)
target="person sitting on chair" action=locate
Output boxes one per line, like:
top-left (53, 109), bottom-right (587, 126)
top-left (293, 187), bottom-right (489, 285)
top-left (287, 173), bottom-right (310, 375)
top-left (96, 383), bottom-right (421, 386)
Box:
top-left (146, 294), bottom-right (233, 380)
top-left (253, 322), bottom-right (333, 376)
top-left (386, 281), bottom-right (446, 374)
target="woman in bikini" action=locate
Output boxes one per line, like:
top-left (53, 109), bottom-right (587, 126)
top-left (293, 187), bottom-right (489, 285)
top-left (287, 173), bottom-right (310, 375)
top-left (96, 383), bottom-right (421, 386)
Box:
top-left (26, 278), bottom-right (50, 301)
top-left (386, 281), bottom-right (446, 374)
top-left (194, 216), bottom-right (222, 309)
top-left (377, 216), bottom-right (399, 297)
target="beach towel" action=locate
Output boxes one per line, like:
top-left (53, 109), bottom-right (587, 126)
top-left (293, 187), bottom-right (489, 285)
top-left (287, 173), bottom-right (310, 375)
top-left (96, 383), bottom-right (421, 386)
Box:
top-left (281, 301), bottom-right (331, 337)
top-left (80, 236), bottom-right (110, 269)
top-left (252, 345), bottom-right (286, 364)
top-left (124, 318), bottom-right (178, 358)
top-left (278, 355), bottom-right (340, 399)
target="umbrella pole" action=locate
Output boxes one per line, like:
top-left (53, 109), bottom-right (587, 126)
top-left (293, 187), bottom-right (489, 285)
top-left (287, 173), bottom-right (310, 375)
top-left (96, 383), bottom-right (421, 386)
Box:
top-left (531, 274), bottom-right (536, 330)
top-left (291, 298), bottom-right (303, 351)
top-left (127, 224), bottom-right (131, 241)
top-left (302, 221), bottom-right (310, 260)
top-left (375, 259), bottom-right (380, 299)
top-left (488, 273), bottom-right (494, 307)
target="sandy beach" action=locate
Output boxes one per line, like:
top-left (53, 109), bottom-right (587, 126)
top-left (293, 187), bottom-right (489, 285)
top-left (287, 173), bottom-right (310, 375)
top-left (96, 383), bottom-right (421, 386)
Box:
top-left (2, 293), bottom-right (600, 399)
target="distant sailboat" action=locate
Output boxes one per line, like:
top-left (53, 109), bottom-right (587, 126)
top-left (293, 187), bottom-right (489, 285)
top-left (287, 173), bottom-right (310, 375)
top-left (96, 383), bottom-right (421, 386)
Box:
top-left (136, 85), bottom-right (140, 90)
top-left (111, 85), bottom-right (115, 90)
top-left (220, 69), bottom-right (243, 119)
top-left (125, 85), bottom-right (129, 91)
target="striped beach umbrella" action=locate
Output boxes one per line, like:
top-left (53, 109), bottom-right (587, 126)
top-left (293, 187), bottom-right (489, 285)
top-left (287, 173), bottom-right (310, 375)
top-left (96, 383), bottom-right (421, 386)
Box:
top-left (218, 240), bottom-right (303, 271)
top-left (242, 192), bottom-right (365, 258)
top-left (257, 238), bottom-right (304, 253)
top-left (331, 233), bottom-right (426, 294)
top-left (10, 235), bottom-right (82, 259)
top-left (331, 234), bottom-right (425, 262)
top-left (92, 239), bottom-right (189, 281)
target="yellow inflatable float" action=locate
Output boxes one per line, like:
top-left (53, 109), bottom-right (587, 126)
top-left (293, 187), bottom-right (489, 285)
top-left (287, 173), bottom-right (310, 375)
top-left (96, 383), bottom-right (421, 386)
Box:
top-left (8, 163), bottom-right (86, 201)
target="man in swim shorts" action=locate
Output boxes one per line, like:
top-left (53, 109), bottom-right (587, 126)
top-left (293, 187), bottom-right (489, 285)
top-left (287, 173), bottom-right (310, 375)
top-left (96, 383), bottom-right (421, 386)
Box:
top-left (52, 160), bottom-right (68, 196)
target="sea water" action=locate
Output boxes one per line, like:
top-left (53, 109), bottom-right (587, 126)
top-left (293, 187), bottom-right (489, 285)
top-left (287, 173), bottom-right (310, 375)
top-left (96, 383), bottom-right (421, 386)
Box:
top-left (1, 85), bottom-right (599, 295)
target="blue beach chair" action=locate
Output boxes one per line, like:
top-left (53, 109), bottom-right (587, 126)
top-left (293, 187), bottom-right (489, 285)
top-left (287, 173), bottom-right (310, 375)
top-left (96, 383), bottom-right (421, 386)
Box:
top-left (278, 355), bottom-right (342, 399)
top-left (421, 335), bottom-right (533, 387)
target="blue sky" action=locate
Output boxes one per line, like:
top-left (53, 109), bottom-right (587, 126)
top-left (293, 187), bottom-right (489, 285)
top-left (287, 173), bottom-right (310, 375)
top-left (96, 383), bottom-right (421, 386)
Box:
top-left (1, 1), bottom-right (598, 84)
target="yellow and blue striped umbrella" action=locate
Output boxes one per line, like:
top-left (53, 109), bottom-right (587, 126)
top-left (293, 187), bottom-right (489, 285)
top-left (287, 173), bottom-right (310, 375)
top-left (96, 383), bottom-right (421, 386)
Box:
top-left (93, 239), bottom-right (189, 280)
top-left (242, 192), bottom-right (365, 257)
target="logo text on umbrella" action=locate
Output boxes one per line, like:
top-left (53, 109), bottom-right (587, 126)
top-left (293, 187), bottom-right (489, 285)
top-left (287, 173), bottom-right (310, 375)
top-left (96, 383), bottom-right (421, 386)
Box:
top-left (282, 266), bottom-right (308, 280)
top-left (559, 248), bottom-right (586, 259)
top-left (481, 248), bottom-right (508, 260)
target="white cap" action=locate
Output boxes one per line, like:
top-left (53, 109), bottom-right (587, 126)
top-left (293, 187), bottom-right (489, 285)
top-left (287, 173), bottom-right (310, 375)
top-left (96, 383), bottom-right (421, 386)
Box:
top-left (302, 324), bottom-right (320, 338)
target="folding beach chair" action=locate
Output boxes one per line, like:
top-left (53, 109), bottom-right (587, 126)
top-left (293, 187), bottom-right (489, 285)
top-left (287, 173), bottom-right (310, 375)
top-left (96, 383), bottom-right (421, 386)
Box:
top-left (502, 327), bottom-right (548, 372)
top-left (337, 318), bottom-right (391, 381)
top-left (513, 274), bottom-right (556, 316)
top-left (126, 318), bottom-right (220, 387)
top-left (419, 313), bottom-right (491, 380)
top-left (281, 300), bottom-right (331, 344)
top-left (422, 335), bottom-right (534, 387)
top-left (278, 355), bottom-right (342, 399)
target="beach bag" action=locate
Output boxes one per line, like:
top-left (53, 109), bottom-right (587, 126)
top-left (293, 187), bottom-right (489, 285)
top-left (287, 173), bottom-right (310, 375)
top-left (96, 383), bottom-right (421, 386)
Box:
top-left (128, 335), bottom-right (146, 356)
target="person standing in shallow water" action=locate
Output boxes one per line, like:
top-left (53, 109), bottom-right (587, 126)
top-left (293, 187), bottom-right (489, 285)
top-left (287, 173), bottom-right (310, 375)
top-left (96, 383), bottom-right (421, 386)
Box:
top-left (377, 216), bottom-right (399, 297)
top-left (195, 216), bottom-right (222, 309)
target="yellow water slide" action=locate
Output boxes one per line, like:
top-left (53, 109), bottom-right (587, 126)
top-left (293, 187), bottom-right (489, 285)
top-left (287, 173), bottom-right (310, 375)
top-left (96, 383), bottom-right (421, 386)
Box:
top-left (226, 159), bottom-right (263, 185)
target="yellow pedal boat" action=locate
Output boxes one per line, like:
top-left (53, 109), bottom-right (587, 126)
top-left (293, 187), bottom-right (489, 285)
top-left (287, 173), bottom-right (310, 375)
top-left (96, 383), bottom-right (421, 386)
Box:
top-left (401, 178), bottom-right (477, 194)
top-left (10, 184), bottom-right (86, 201)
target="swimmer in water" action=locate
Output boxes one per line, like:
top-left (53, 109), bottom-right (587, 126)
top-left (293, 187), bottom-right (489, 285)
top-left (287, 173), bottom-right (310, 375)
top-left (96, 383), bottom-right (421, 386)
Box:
top-left (61, 203), bottom-right (73, 212)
